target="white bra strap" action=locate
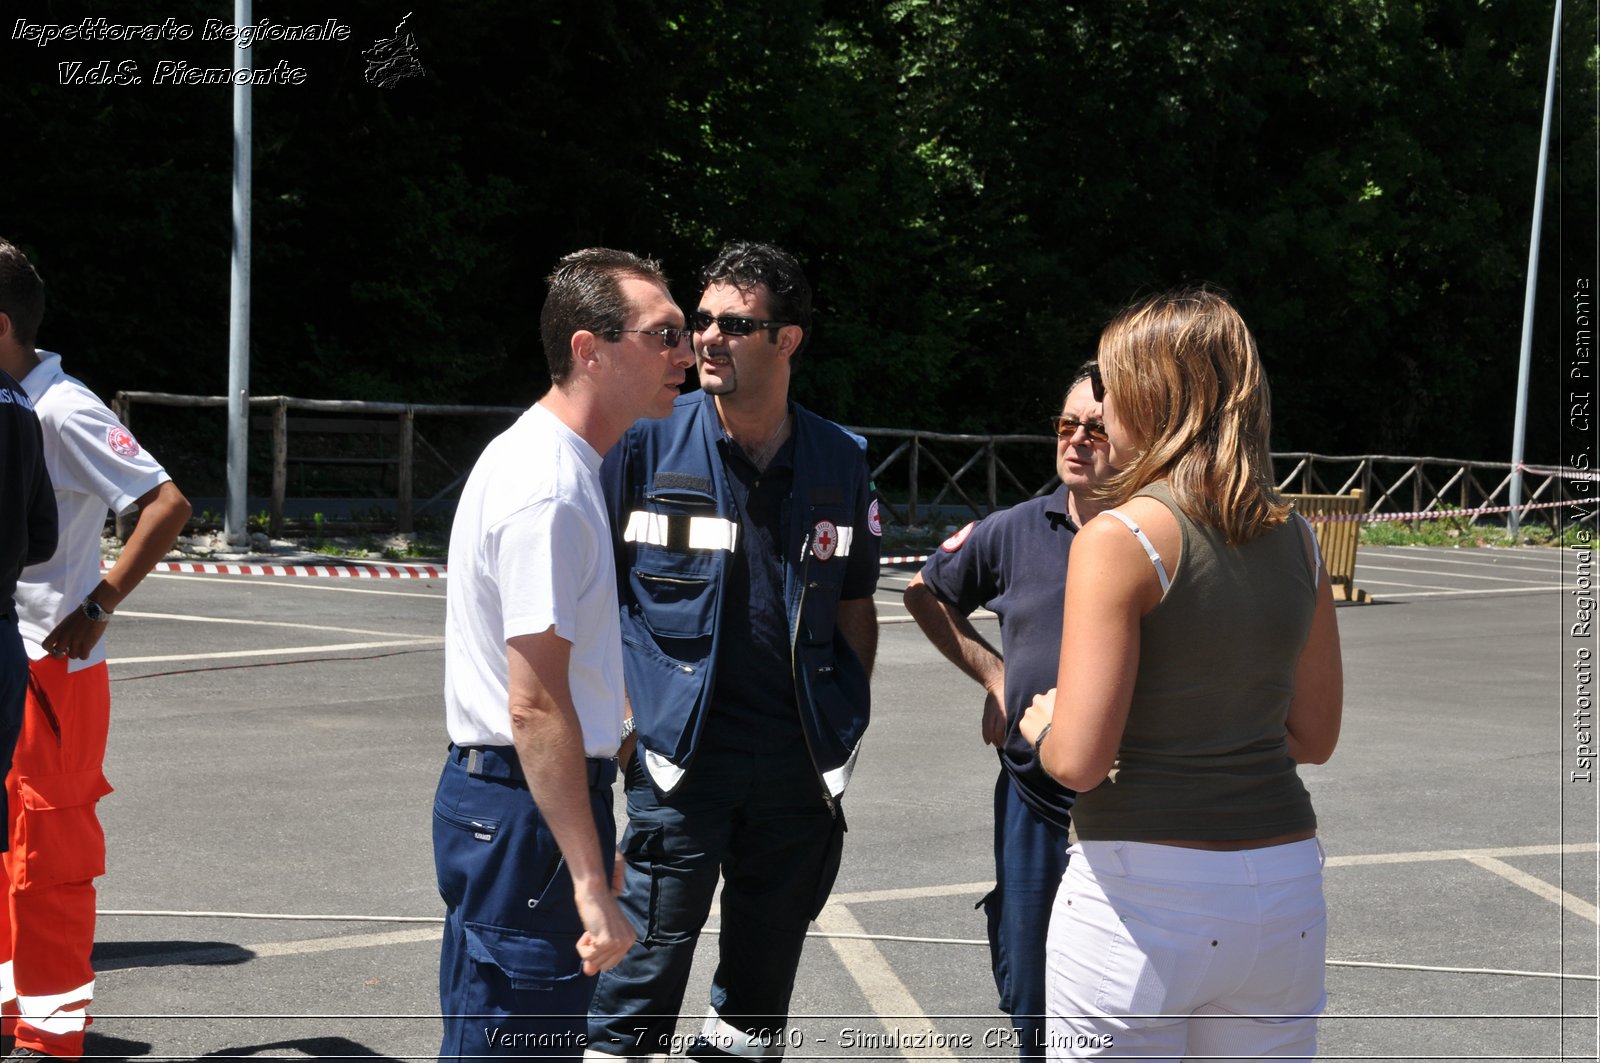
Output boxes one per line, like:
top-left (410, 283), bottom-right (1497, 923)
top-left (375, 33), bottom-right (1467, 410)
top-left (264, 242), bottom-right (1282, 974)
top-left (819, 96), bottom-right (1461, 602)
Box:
top-left (1102, 509), bottom-right (1171, 593)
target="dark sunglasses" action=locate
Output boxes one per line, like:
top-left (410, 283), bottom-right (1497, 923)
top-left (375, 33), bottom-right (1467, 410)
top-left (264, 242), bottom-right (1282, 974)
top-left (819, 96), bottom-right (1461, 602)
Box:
top-left (1088, 363), bottom-right (1105, 403)
top-left (688, 310), bottom-right (793, 336)
top-left (604, 327), bottom-right (691, 348)
top-left (1051, 416), bottom-right (1109, 443)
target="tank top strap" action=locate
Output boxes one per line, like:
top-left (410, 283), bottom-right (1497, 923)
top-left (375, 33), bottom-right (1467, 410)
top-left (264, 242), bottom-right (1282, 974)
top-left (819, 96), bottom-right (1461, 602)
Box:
top-left (1101, 509), bottom-right (1171, 594)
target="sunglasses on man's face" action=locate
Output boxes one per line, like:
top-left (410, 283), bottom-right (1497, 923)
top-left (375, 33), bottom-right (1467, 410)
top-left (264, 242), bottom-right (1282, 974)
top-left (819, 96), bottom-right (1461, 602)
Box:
top-left (605, 327), bottom-right (691, 348)
top-left (1051, 416), bottom-right (1109, 443)
top-left (688, 310), bottom-right (793, 337)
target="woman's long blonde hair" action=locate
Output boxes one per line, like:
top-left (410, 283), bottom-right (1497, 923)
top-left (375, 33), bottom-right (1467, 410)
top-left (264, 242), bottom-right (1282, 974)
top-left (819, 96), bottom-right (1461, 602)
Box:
top-left (1098, 286), bottom-right (1290, 543)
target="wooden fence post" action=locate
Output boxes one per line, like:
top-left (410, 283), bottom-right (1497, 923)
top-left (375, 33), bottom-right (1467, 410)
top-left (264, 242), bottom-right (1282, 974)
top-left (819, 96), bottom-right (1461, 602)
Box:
top-left (908, 433), bottom-right (920, 526)
top-left (986, 442), bottom-right (997, 511)
top-left (271, 400), bottom-right (288, 537)
top-left (398, 407), bottom-right (415, 533)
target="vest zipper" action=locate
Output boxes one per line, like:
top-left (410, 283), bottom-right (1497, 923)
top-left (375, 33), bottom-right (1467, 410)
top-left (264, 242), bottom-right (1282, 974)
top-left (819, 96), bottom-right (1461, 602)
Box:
top-left (792, 527), bottom-right (838, 818)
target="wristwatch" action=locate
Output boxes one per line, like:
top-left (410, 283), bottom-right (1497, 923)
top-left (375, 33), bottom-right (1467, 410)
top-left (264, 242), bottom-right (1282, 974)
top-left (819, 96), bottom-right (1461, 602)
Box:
top-left (620, 716), bottom-right (637, 741)
top-left (80, 597), bottom-right (112, 623)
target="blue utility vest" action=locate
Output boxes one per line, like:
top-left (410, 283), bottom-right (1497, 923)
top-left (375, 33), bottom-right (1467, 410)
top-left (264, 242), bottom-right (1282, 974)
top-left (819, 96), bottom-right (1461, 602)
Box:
top-left (601, 390), bottom-right (874, 803)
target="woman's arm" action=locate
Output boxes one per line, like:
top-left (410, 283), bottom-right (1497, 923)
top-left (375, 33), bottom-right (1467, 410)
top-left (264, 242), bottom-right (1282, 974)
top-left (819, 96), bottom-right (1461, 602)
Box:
top-left (1019, 511), bottom-right (1164, 791)
top-left (1285, 564), bottom-right (1343, 764)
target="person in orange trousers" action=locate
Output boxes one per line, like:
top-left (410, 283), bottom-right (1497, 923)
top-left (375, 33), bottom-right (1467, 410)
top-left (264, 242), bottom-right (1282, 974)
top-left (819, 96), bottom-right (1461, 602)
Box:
top-left (0, 238), bottom-right (190, 1059)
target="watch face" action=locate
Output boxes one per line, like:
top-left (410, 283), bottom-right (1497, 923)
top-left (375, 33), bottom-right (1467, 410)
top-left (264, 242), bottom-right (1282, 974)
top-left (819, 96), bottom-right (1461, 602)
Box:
top-left (82, 599), bottom-right (108, 622)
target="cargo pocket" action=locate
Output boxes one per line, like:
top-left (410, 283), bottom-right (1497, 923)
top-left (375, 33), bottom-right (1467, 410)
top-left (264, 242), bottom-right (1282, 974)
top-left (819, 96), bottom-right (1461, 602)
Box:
top-left (14, 769), bottom-right (113, 891)
top-left (462, 921), bottom-right (584, 992)
top-left (632, 567), bottom-right (716, 640)
top-left (620, 823), bottom-right (686, 947)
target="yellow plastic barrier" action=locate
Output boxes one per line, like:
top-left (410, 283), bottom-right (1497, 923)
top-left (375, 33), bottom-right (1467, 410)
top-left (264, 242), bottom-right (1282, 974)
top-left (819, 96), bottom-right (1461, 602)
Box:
top-left (1284, 490), bottom-right (1370, 603)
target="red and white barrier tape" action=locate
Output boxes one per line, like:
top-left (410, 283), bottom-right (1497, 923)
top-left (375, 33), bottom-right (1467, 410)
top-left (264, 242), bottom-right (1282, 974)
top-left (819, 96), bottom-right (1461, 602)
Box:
top-left (883, 498), bottom-right (1592, 567)
top-left (112, 496), bottom-right (1593, 577)
top-left (110, 560), bottom-right (446, 579)
top-left (1299, 498), bottom-right (1580, 524)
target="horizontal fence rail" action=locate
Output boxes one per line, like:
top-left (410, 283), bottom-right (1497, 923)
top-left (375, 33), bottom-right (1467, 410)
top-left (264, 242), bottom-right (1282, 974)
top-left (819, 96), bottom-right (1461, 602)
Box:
top-left (116, 392), bottom-right (1596, 536)
top-left (115, 392), bottom-right (525, 535)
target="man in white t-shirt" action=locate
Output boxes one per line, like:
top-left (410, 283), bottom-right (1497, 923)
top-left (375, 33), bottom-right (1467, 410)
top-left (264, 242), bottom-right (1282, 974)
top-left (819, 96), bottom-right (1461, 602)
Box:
top-left (435, 247), bottom-right (693, 1061)
top-left (0, 237), bottom-right (191, 1060)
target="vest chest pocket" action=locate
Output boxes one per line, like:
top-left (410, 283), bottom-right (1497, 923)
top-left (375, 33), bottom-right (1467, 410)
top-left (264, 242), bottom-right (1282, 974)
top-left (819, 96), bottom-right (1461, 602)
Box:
top-left (625, 487), bottom-right (734, 641)
top-left (630, 565), bottom-right (717, 640)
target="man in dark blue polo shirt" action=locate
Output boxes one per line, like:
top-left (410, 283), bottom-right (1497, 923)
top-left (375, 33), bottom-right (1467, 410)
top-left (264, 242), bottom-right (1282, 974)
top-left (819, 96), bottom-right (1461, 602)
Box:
top-left (903, 362), bottom-right (1114, 1061)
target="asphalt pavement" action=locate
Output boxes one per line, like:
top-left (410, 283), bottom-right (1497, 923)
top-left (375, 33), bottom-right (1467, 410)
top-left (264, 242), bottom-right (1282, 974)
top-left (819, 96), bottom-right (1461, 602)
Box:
top-left (73, 543), bottom-right (1599, 1060)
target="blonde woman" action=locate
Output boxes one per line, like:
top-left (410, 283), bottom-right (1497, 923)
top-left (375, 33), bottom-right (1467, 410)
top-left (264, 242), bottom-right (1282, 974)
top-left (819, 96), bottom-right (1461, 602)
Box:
top-left (1020, 287), bottom-right (1342, 1061)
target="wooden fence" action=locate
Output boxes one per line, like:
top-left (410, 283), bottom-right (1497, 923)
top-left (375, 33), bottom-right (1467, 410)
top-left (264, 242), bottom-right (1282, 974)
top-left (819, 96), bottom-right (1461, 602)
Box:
top-left (115, 392), bottom-right (1595, 534)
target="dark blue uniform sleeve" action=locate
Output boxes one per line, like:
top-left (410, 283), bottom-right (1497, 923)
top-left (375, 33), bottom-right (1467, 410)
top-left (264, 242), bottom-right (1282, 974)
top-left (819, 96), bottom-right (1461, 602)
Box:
top-left (917, 515), bottom-right (1003, 617)
top-left (841, 453), bottom-right (879, 600)
top-left (1, 376), bottom-right (57, 605)
top-left (25, 422), bottom-right (56, 566)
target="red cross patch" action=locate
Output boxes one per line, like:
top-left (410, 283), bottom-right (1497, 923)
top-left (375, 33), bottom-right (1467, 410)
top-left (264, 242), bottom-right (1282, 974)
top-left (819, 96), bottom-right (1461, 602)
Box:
top-left (107, 426), bottom-right (141, 458)
top-left (941, 522), bottom-right (976, 552)
top-left (868, 498), bottom-right (882, 537)
top-left (811, 520), bottom-right (838, 561)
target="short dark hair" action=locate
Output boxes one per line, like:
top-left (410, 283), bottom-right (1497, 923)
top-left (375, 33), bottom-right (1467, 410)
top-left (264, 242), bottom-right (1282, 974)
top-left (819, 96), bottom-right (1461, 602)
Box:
top-left (540, 248), bottom-right (669, 384)
top-left (1066, 359), bottom-right (1098, 399)
top-left (699, 242), bottom-right (812, 360)
top-left (0, 239), bottom-right (46, 350)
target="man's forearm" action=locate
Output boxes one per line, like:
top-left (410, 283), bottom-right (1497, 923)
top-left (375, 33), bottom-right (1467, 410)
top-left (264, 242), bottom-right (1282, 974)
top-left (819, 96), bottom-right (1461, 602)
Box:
top-left (512, 701), bottom-right (609, 890)
top-left (837, 597), bottom-right (878, 678)
top-left (903, 578), bottom-right (1004, 693)
top-left (98, 480), bottom-right (190, 609)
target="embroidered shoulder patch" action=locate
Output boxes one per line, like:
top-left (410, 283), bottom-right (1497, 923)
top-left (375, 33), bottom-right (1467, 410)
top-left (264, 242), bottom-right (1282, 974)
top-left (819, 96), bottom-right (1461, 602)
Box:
top-left (867, 498), bottom-right (883, 537)
top-left (941, 521), bottom-right (976, 552)
top-left (107, 426), bottom-right (141, 458)
top-left (811, 519), bottom-right (839, 561)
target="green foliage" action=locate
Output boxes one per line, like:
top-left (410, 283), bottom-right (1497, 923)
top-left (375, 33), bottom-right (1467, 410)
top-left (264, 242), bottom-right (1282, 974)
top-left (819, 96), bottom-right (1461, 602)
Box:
top-left (1358, 517), bottom-right (1585, 547)
top-left (3, 0), bottom-right (1591, 465)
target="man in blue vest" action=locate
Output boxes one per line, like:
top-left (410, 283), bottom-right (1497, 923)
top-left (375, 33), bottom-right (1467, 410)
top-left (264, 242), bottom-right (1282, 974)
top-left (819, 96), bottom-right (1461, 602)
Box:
top-left (903, 362), bottom-right (1114, 1060)
top-left (588, 243), bottom-right (880, 1061)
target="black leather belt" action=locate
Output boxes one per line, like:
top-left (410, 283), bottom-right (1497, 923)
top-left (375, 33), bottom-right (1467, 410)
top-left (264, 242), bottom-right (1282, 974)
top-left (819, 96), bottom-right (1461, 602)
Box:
top-left (450, 743), bottom-right (615, 789)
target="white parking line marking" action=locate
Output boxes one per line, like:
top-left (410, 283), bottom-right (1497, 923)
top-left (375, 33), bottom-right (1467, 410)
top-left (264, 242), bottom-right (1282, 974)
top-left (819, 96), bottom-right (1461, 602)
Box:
top-left (1325, 842), bottom-right (1600, 866)
top-left (98, 926), bottom-right (445, 972)
top-left (1461, 855), bottom-right (1600, 924)
top-left (111, 638), bottom-right (442, 665)
top-left (117, 610), bottom-right (436, 641)
top-left (1362, 553), bottom-right (1564, 574)
top-left (148, 572), bottom-right (445, 600)
top-left (1391, 545), bottom-right (1567, 565)
top-left (1348, 578), bottom-right (1461, 592)
top-left (1350, 563), bottom-right (1559, 584)
top-left (1377, 585), bottom-right (1567, 599)
top-left (829, 882), bottom-right (990, 905)
top-left (815, 902), bottom-right (959, 1061)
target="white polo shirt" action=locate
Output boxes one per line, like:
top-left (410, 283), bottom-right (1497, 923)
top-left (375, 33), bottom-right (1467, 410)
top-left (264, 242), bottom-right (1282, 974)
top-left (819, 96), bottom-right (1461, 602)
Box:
top-left (15, 351), bottom-right (170, 671)
top-left (443, 402), bottom-right (625, 756)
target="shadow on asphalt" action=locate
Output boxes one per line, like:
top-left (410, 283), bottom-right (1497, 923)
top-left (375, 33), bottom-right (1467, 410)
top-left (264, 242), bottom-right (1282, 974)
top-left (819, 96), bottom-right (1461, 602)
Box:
top-left (81, 1031), bottom-right (154, 1060)
top-left (91, 940), bottom-right (254, 972)
top-left (200, 1037), bottom-right (406, 1060)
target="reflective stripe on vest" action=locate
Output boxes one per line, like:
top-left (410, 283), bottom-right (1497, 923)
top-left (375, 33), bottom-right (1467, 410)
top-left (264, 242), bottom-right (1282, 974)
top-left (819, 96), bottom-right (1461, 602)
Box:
top-left (624, 511), bottom-right (739, 553)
